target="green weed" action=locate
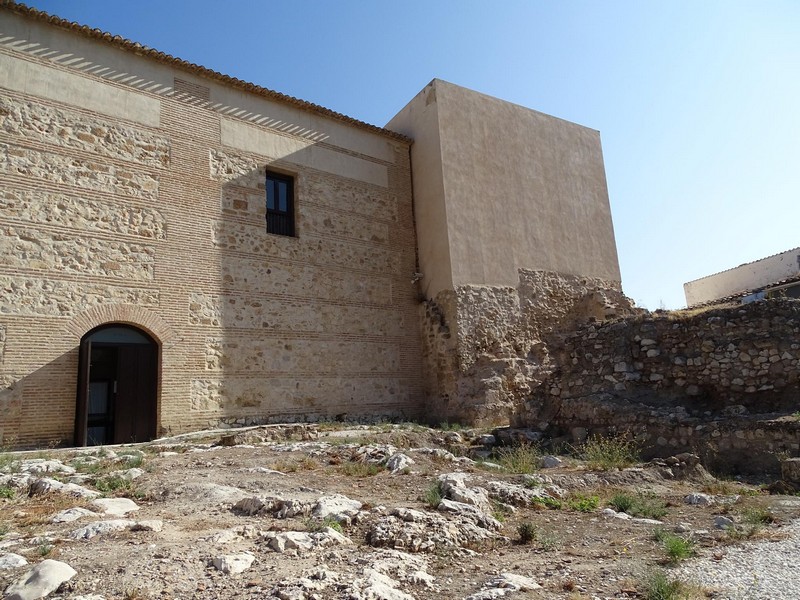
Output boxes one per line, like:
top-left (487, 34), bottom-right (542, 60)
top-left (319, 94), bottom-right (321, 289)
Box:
top-left (0, 441), bottom-right (20, 473)
top-left (423, 481), bottom-right (443, 508)
top-left (117, 453), bottom-right (144, 468)
top-left (337, 461), bottom-right (381, 477)
top-left (530, 495), bottom-right (562, 510)
top-left (95, 475), bottom-right (134, 495)
top-left (72, 458), bottom-right (114, 475)
top-left (740, 505), bottom-right (775, 526)
top-left (493, 444), bottom-right (541, 474)
top-left (516, 521), bottom-right (560, 550)
top-left (642, 569), bottom-right (695, 600)
top-left (577, 435), bottom-right (639, 470)
top-left (438, 422), bottom-right (464, 431)
top-left (0, 485), bottom-right (15, 499)
top-left (517, 521), bottom-right (538, 544)
top-left (568, 494), bottom-right (599, 513)
top-left (305, 516), bottom-right (344, 533)
top-left (608, 492), bottom-right (667, 519)
top-left (491, 501), bottom-right (512, 523)
top-left (653, 528), bottom-right (695, 563)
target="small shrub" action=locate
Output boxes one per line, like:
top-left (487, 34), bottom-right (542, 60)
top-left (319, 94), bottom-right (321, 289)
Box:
top-left (577, 435), bottom-right (639, 470)
top-left (701, 480), bottom-right (734, 495)
top-left (0, 523), bottom-right (10, 538)
top-left (117, 453), bottom-right (144, 468)
top-left (536, 529), bottom-right (560, 551)
top-left (0, 443), bottom-right (20, 473)
top-left (271, 456), bottom-right (318, 473)
top-left (642, 569), bottom-right (692, 600)
top-left (608, 492), bottom-right (634, 513)
top-left (337, 461), bottom-right (381, 477)
top-left (517, 521), bottom-right (537, 544)
top-left (494, 444), bottom-right (541, 474)
top-left (95, 475), bottom-right (134, 495)
top-left (37, 543), bottom-right (54, 557)
top-left (633, 493), bottom-right (669, 520)
top-left (0, 485), bottom-right (15, 499)
top-left (423, 481), bottom-right (443, 508)
top-left (491, 500), bottom-right (512, 523)
top-left (740, 506), bottom-right (775, 526)
top-left (297, 456), bottom-right (318, 471)
top-left (531, 495), bottom-right (562, 510)
top-left (609, 492), bottom-right (667, 519)
top-left (516, 521), bottom-right (559, 549)
top-left (305, 516), bottom-right (343, 533)
top-left (653, 528), bottom-right (695, 563)
top-left (438, 422), bottom-right (463, 431)
top-left (568, 494), bottom-right (599, 513)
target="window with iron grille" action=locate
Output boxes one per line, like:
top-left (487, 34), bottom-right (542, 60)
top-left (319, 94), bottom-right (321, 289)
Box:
top-left (265, 171), bottom-right (295, 236)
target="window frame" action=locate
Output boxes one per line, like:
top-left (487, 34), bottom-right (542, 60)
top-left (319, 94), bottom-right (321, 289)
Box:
top-left (265, 169), bottom-right (295, 237)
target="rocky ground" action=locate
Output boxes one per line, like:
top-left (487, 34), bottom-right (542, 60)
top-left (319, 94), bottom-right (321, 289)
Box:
top-left (1, 423), bottom-right (799, 600)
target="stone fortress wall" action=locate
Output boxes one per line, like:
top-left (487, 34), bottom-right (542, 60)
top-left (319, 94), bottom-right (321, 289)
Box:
top-left (418, 269), bottom-right (637, 426)
top-left (514, 299), bottom-right (800, 473)
top-left (0, 5), bottom-right (424, 446)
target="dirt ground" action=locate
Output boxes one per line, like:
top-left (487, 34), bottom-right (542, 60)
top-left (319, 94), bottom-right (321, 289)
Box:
top-left (1, 423), bottom-right (797, 600)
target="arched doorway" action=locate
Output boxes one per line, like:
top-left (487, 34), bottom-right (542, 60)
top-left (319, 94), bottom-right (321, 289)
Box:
top-left (75, 324), bottom-right (158, 446)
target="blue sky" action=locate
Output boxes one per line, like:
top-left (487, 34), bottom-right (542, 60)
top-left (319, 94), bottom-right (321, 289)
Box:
top-left (23, 0), bottom-right (800, 309)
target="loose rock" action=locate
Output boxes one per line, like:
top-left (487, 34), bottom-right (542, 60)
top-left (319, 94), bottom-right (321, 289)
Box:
top-left (0, 553), bottom-right (28, 570)
top-left (4, 559), bottom-right (76, 600)
top-left (91, 498), bottom-right (140, 517)
top-left (212, 552), bottom-right (255, 575)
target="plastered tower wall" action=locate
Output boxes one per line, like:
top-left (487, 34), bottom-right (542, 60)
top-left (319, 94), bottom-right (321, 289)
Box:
top-left (388, 80), bottom-right (629, 425)
top-left (387, 79), bottom-right (621, 299)
top-left (0, 6), bottom-right (424, 446)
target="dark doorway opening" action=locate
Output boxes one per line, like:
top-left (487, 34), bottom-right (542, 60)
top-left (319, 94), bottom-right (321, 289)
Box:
top-left (75, 325), bottom-right (158, 446)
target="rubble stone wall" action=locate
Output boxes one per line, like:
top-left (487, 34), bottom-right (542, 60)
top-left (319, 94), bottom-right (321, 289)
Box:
top-left (0, 34), bottom-right (423, 446)
top-left (420, 269), bottom-right (635, 426)
top-left (515, 299), bottom-right (800, 473)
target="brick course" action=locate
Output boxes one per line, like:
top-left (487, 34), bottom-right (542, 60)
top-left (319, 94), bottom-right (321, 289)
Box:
top-left (0, 33), bottom-right (424, 446)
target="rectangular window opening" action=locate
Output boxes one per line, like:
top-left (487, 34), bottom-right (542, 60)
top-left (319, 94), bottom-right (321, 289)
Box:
top-left (265, 170), bottom-right (295, 237)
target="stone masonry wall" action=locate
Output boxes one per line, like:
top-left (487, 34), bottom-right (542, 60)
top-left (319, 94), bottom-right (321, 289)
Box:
top-left (0, 30), bottom-right (424, 447)
top-left (420, 269), bottom-right (636, 426)
top-left (515, 299), bottom-right (800, 474)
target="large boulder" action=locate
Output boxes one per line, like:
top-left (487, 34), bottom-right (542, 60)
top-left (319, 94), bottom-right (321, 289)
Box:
top-left (4, 559), bottom-right (76, 600)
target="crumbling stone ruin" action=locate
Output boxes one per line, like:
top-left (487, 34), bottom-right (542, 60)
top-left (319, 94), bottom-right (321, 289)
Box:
top-left (516, 298), bottom-right (800, 474)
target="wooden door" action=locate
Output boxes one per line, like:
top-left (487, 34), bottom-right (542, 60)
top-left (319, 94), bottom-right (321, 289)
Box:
top-left (114, 344), bottom-right (157, 443)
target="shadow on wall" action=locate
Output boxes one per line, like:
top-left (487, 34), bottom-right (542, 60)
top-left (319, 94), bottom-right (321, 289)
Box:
top-left (192, 146), bottom-right (421, 428)
top-left (0, 351), bottom-right (77, 448)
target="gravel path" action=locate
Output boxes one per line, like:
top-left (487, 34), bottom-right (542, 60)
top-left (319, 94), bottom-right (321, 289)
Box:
top-left (677, 519), bottom-right (800, 599)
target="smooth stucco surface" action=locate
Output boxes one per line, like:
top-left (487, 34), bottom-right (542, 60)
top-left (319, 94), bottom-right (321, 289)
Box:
top-left (684, 247), bottom-right (800, 305)
top-left (388, 79), bottom-right (622, 297)
top-left (386, 82), bottom-right (453, 297)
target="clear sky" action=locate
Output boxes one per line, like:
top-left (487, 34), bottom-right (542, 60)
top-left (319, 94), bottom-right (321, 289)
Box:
top-left (21, 0), bottom-right (800, 309)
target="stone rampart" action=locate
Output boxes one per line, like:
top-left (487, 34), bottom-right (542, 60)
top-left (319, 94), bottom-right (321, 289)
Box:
top-left (515, 299), bottom-right (800, 474)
